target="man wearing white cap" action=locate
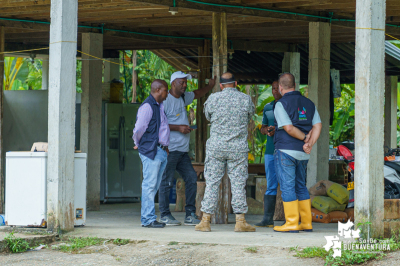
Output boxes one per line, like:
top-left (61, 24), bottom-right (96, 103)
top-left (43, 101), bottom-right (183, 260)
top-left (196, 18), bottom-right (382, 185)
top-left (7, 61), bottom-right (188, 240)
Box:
top-left (159, 71), bottom-right (215, 226)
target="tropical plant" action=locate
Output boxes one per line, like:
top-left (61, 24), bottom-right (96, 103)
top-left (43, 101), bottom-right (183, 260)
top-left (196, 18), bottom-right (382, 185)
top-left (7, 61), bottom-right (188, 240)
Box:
top-left (329, 84), bottom-right (355, 146)
top-left (3, 57), bottom-right (29, 90)
top-left (26, 60), bottom-right (43, 90)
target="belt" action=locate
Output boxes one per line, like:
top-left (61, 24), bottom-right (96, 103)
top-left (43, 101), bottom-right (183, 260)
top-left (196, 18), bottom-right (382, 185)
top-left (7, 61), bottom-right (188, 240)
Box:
top-left (157, 144), bottom-right (168, 151)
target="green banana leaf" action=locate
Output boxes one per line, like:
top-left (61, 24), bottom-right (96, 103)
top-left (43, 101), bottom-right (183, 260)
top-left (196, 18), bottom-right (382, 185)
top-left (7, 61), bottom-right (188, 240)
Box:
top-left (256, 127), bottom-right (267, 145)
top-left (257, 85), bottom-right (272, 106)
top-left (256, 96), bottom-right (274, 115)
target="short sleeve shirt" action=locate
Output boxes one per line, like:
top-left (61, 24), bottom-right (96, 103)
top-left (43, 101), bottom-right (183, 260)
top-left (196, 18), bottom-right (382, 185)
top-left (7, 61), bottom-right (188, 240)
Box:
top-left (163, 91), bottom-right (195, 152)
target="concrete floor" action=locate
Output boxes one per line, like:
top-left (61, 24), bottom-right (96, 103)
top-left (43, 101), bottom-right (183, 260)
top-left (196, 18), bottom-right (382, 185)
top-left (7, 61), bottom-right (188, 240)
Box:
top-left (65, 203), bottom-right (338, 248)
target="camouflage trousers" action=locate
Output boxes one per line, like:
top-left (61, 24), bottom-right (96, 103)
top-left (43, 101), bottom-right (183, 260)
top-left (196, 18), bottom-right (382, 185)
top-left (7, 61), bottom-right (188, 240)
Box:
top-left (200, 150), bottom-right (248, 214)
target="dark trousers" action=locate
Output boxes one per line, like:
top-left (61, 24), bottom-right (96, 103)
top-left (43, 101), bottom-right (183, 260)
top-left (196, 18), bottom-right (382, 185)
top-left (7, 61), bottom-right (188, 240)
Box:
top-left (158, 151), bottom-right (197, 217)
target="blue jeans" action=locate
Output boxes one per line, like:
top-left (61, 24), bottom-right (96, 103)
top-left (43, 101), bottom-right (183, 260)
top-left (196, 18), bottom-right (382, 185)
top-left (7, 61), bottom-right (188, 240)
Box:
top-left (264, 154), bottom-right (278, 195)
top-left (159, 151), bottom-right (197, 217)
top-left (274, 150), bottom-right (310, 202)
top-left (139, 147), bottom-right (168, 226)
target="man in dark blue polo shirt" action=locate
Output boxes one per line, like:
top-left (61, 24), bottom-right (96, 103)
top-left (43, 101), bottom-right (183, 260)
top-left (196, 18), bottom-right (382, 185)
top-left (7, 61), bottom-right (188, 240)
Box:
top-left (273, 73), bottom-right (322, 233)
top-left (255, 81), bottom-right (281, 227)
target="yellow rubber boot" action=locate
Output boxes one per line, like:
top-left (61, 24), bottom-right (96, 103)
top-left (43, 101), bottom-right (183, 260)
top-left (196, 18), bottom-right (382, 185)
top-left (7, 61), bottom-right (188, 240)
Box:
top-left (234, 214), bottom-right (256, 232)
top-left (273, 200), bottom-right (300, 233)
top-left (195, 213), bottom-right (211, 232)
top-left (298, 199), bottom-right (313, 232)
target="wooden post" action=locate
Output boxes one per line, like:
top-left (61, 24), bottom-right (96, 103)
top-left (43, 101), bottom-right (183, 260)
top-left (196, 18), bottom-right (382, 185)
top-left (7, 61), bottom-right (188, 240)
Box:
top-left (195, 181), bottom-right (206, 219)
top-left (355, 0), bottom-right (385, 238)
top-left (174, 178), bottom-right (186, 212)
top-left (131, 50), bottom-right (137, 103)
top-left (0, 26), bottom-right (4, 214)
top-left (195, 40), bottom-right (211, 163)
top-left (211, 12), bottom-right (230, 224)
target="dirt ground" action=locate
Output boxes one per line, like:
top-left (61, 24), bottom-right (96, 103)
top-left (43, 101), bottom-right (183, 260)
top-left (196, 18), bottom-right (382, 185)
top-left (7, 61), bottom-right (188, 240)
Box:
top-left (1, 239), bottom-right (400, 266)
top-left (0, 239), bottom-right (324, 266)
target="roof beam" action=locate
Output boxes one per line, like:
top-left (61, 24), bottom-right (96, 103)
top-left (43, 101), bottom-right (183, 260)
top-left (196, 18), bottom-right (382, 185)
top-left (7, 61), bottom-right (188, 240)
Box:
top-left (231, 40), bottom-right (290, 52)
top-left (130, 0), bottom-right (337, 23)
top-left (103, 28), bottom-right (203, 47)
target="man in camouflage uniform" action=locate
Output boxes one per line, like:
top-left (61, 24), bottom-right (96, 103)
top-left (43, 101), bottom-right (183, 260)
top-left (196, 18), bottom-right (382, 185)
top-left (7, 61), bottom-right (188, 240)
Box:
top-left (195, 72), bottom-right (256, 232)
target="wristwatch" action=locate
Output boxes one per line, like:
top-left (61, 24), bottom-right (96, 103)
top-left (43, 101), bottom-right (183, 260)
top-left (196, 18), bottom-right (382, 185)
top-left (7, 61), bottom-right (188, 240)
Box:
top-left (303, 134), bottom-right (307, 141)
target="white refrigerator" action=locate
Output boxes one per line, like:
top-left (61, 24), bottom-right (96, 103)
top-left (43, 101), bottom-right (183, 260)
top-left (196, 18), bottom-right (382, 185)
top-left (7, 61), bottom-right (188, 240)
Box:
top-left (5, 152), bottom-right (87, 227)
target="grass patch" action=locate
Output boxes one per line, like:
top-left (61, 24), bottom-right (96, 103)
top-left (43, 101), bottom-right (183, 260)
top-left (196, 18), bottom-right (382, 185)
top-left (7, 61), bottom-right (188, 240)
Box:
top-left (293, 226), bottom-right (400, 266)
top-left (53, 237), bottom-right (104, 253)
top-left (168, 241), bottom-right (179, 246)
top-left (289, 246), bottom-right (299, 252)
top-left (296, 246), bottom-right (328, 258)
top-left (113, 238), bottom-right (130, 246)
top-left (244, 247), bottom-right (258, 253)
top-left (4, 231), bottom-right (30, 253)
top-left (295, 243), bottom-right (392, 265)
top-left (184, 242), bottom-right (203, 246)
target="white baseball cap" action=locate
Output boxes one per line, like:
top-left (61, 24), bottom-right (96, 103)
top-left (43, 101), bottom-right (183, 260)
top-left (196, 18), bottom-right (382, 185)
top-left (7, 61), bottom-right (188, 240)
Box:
top-left (170, 71), bottom-right (192, 84)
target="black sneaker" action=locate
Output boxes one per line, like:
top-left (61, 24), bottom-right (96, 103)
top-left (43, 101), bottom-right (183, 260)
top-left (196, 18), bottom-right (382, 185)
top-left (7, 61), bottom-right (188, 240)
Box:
top-left (184, 213), bottom-right (200, 226)
top-left (160, 214), bottom-right (182, 226)
top-left (142, 221), bottom-right (166, 228)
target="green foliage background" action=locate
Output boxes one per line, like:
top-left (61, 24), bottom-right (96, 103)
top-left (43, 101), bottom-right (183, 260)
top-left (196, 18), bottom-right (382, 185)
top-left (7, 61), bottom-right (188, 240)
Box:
top-left (4, 50), bottom-right (400, 157)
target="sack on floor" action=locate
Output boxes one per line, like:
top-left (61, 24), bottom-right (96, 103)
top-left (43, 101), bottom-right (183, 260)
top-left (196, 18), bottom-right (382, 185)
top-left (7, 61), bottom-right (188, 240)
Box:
top-left (345, 208), bottom-right (354, 222)
top-left (309, 181), bottom-right (327, 196)
top-left (328, 211), bottom-right (348, 223)
top-left (311, 195), bottom-right (347, 214)
top-left (322, 180), bottom-right (350, 204)
top-left (311, 208), bottom-right (330, 223)
top-left (311, 208), bottom-right (348, 223)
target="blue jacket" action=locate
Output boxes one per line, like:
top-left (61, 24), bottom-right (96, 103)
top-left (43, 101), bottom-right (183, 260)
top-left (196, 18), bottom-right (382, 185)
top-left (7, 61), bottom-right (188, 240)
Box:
top-left (274, 91), bottom-right (315, 152)
top-left (138, 94), bottom-right (160, 160)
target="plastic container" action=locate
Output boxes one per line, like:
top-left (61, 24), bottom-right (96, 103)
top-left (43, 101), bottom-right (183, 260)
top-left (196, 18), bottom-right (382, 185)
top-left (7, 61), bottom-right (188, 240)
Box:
top-left (0, 214), bottom-right (5, 226)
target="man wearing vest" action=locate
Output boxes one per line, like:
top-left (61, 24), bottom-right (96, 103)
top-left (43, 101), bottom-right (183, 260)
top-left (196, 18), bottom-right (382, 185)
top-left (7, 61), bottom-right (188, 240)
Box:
top-left (133, 80), bottom-right (170, 228)
top-left (159, 71), bottom-right (215, 226)
top-left (255, 81), bottom-right (282, 227)
top-left (273, 73), bottom-right (322, 233)
top-left (195, 72), bottom-right (256, 233)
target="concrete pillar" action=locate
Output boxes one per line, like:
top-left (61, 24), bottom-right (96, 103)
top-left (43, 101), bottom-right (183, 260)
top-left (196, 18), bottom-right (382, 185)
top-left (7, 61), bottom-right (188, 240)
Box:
top-left (307, 22), bottom-right (331, 188)
top-left (355, 0), bottom-right (385, 238)
top-left (0, 26), bottom-right (4, 214)
top-left (80, 32), bottom-right (103, 211)
top-left (385, 76), bottom-right (398, 149)
top-left (47, 0), bottom-right (78, 232)
top-left (282, 52), bottom-right (300, 90)
top-left (104, 58), bottom-right (119, 83)
top-left (42, 58), bottom-right (49, 90)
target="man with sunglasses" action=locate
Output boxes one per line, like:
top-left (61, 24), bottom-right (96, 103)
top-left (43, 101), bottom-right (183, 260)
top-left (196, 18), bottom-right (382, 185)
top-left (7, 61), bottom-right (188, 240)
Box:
top-left (159, 71), bottom-right (215, 226)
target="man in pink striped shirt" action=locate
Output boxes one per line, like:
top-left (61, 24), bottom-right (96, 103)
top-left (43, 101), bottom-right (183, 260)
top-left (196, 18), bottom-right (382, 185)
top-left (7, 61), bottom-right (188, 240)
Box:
top-left (133, 79), bottom-right (170, 228)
